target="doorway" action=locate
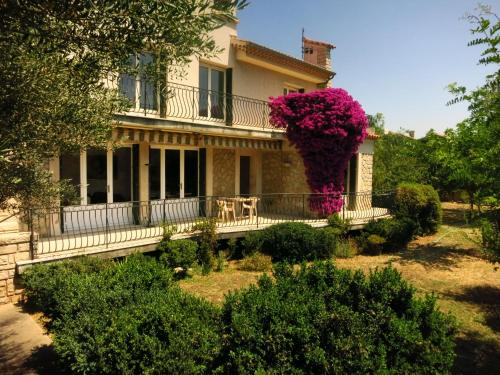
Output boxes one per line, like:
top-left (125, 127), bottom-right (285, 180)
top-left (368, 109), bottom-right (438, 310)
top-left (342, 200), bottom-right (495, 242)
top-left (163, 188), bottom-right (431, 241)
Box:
top-left (239, 156), bottom-right (251, 196)
top-left (149, 147), bottom-right (200, 223)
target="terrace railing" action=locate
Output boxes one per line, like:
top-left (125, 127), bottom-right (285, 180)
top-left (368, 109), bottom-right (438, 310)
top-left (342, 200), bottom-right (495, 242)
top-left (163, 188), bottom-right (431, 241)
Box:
top-left (27, 192), bottom-right (394, 258)
top-left (123, 82), bottom-right (276, 130)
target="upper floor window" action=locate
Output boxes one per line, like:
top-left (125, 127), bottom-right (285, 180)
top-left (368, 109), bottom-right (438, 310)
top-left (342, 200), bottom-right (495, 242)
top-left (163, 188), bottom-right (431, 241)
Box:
top-left (199, 65), bottom-right (225, 119)
top-left (118, 53), bottom-right (157, 112)
top-left (283, 86), bottom-right (304, 96)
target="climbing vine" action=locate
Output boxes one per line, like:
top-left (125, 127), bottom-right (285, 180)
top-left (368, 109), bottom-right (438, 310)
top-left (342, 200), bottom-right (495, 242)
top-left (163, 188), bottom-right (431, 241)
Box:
top-left (269, 88), bottom-right (368, 214)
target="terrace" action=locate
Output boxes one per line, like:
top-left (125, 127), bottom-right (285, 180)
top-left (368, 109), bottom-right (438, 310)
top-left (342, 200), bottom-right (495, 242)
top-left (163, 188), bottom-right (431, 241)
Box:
top-left (20, 192), bottom-right (394, 266)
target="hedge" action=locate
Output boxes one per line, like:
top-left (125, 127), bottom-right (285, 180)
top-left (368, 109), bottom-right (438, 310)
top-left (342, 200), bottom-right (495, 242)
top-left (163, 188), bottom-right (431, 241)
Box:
top-left (395, 183), bottom-right (442, 235)
top-left (242, 222), bottom-right (337, 262)
top-left (23, 258), bottom-right (457, 374)
top-left (218, 262), bottom-right (456, 374)
top-left (360, 217), bottom-right (416, 253)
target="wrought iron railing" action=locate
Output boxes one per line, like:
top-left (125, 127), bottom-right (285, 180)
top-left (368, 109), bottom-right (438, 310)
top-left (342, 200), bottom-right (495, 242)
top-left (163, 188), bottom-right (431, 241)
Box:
top-left (122, 82), bottom-right (276, 130)
top-left (28, 192), bottom-right (394, 258)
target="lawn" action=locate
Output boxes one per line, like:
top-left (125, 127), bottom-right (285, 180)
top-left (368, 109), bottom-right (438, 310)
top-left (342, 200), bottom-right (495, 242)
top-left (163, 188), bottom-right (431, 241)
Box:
top-left (179, 203), bottom-right (500, 374)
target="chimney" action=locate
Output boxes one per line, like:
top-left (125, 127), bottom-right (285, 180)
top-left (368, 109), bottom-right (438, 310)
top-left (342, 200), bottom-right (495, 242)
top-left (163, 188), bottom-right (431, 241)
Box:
top-left (302, 36), bottom-right (335, 71)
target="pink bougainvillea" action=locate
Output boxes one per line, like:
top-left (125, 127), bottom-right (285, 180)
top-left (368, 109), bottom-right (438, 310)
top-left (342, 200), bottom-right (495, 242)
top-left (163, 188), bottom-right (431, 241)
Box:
top-left (269, 88), bottom-right (368, 214)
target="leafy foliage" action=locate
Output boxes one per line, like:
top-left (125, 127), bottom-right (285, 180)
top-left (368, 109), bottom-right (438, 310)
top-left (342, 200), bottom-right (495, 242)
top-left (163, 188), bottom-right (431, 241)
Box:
top-left (269, 88), bottom-right (368, 214)
top-left (193, 218), bottom-right (218, 274)
top-left (218, 262), bottom-right (456, 374)
top-left (237, 253), bottom-right (273, 272)
top-left (23, 254), bottom-right (220, 374)
top-left (480, 209), bottom-right (500, 263)
top-left (360, 217), bottom-right (416, 253)
top-left (395, 183), bottom-right (442, 235)
top-left (158, 239), bottom-right (198, 270)
top-left (242, 222), bottom-right (337, 263)
top-left (373, 132), bottom-right (429, 192)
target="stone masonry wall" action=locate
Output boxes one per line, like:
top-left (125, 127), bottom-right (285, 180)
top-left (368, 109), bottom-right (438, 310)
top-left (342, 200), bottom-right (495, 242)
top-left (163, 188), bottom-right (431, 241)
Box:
top-left (213, 148), bottom-right (235, 196)
top-left (262, 151), bottom-right (282, 194)
top-left (0, 211), bottom-right (31, 304)
top-left (359, 153), bottom-right (373, 193)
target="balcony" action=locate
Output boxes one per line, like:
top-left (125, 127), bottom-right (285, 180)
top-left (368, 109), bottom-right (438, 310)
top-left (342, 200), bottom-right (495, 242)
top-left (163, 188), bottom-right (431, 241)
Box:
top-left (119, 81), bottom-right (277, 131)
top-left (24, 192), bottom-right (394, 261)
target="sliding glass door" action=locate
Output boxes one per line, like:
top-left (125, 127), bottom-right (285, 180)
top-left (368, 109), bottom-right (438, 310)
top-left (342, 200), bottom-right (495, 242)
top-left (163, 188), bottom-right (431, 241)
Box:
top-left (149, 147), bottom-right (199, 223)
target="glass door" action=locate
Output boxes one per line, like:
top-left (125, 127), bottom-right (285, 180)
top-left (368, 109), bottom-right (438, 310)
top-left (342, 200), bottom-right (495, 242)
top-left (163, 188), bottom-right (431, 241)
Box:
top-left (149, 148), bottom-right (199, 224)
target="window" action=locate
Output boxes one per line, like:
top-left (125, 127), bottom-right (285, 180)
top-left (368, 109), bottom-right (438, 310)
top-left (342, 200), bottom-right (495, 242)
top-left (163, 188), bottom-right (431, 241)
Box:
top-left (283, 87), bottom-right (304, 96)
top-left (199, 66), bottom-right (225, 119)
top-left (86, 149), bottom-right (107, 204)
top-left (118, 53), bottom-right (157, 111)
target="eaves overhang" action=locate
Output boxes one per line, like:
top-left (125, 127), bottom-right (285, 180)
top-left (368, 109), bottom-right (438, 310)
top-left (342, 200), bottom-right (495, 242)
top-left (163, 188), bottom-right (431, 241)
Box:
top-left (231, 36), bottom-right (334, 84)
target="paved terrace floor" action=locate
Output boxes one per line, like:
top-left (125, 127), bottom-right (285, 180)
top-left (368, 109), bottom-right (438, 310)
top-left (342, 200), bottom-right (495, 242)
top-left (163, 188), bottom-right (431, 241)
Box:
top-left (18, 208), bottom-right (390, 271)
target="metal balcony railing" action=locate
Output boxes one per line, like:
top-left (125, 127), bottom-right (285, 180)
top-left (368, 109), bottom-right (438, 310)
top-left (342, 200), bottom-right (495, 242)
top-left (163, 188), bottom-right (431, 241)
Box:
top-left (122, 81), bottom-right (276, 130)
top-left (27, 191), bottom-right (395, 258)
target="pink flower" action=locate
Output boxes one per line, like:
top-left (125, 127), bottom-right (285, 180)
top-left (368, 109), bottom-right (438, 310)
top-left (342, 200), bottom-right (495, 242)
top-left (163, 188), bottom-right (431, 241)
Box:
top-left (269, 88), bottom-right (368, 215)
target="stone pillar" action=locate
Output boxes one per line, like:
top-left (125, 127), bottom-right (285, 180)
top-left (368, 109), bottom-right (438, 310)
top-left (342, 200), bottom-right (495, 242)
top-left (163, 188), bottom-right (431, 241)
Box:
top-left (0, 211), bottom-right (31, 304)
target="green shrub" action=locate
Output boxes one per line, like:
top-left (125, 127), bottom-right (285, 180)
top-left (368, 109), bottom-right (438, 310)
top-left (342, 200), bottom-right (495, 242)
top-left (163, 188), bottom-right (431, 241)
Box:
top-left (24, 255), bottom-right (219, 374)
top-left (395, 183), bottom-right (442, 235)
top-left (335, 238), bottom-right (357, 258)
top-left (218, 262), bottom-right (456, 374)
top-left (361, 217), bottom-right (416, 252)
top-left (22, 256), bottom-right (112, 317)
top-left (243, 223), bottom-right (337, 263)
top-left (159, 239), bottom-right (198, 269)
top-left (23, 254), bottom-right (173, 320)
top-left (193, 218), bottom-right (217, 274)
top-left (53, 286), bottom-right (220, 375)
top-left (327, 213), bottom-right (350, 237)
top-left (366, 234), bottom-right (386, 255)
top-left (241, 231), bottom-right (264, 257)
top-left (480, 209), bottom-right (500, 263)
top-left (237, 253), bottom-right (273, 272)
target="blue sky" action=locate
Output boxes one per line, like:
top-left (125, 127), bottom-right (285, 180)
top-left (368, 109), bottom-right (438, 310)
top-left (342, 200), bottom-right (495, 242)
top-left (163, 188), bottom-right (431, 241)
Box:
top-left (237, 0), bottom-right (499, 137)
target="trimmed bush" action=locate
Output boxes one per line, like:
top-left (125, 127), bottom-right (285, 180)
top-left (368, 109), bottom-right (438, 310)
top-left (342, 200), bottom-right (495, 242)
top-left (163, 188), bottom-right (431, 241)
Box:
top-left (23, 255), bottom-right (220, 374)
top-left (395, 183), bottom-right (442, 235)
top-left (361, 217), bottom-right (416, 253)
top-left (218, 262), bottom-right (456, 374)
top-left (243, 222), bottom-right (337, 263)
top-left (159, 239), bottom-right (198, 269)
top-left (53, 287), bottom-right (221, 375)
top-left (22, 256), bottom-right (112, 317)
top-left (237, 253), bottom-right (273, 272)
top-left (23, 254), bottom-right (173, 320)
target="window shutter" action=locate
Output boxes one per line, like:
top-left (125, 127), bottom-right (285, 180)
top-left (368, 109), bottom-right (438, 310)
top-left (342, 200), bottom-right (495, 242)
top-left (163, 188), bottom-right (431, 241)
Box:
top-left (225, 68), bottom-right (233, 126)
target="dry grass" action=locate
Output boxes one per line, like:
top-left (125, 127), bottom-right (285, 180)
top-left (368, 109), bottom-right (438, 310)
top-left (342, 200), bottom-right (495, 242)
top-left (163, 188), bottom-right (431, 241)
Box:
top-left (178, 202), bottom-right (500, 374)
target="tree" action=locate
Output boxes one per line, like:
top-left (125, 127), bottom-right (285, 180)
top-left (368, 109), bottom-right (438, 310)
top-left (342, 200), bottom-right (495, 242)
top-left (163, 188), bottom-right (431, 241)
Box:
top-left (446, 4), bottom-right (499, 207)
top-left (367, 112), bottom-right (385, 135)
top-left (372, 132), bottom-right (429, 192)
top-left (0, 0), bottom-right (247, 209)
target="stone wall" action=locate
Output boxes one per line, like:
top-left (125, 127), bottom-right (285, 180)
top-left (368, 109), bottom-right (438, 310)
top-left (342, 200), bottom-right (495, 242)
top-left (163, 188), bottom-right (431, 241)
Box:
top-left (0, 211), bottom-right (30, 304)
top-left (262, 151), bottom-right (282, 194)
top-left (212, 148), bottom-right (235, 196)
top-left (359, 153), bottom-right (373, 193)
